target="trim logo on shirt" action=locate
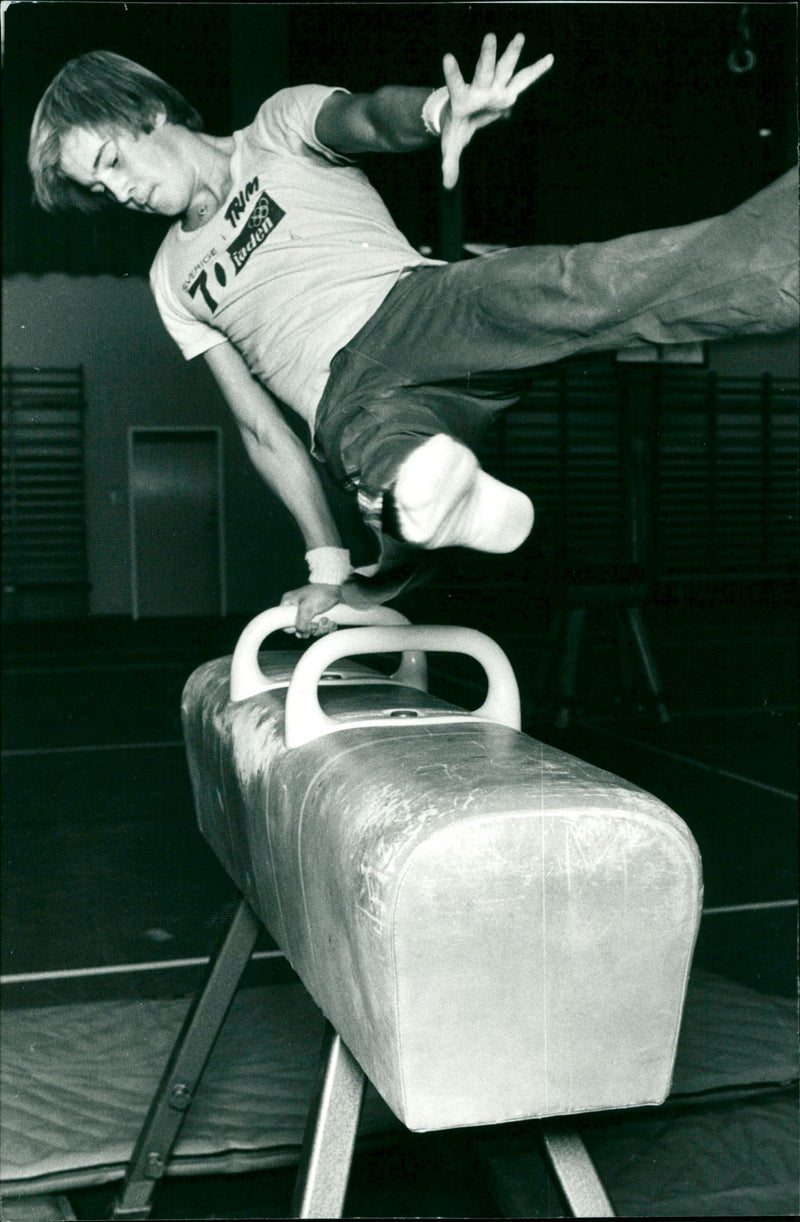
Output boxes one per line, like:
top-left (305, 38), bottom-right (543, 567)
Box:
top-left (182, 180), bottom-right (285, 313)
top-left (228, 191), bottom-right (285, 274)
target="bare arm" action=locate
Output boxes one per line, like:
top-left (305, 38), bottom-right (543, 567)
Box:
top-left (316, 85), bottom-right (436, 155)
top-left (204, 342), bottom-right (347, 633)
top-left (316, 33), bottom-right (554, 188)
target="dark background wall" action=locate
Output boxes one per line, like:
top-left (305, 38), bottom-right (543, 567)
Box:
top-left (5, 2), bottom-right (797, 273)
top-left (2, 2), bottom-right (797, 615)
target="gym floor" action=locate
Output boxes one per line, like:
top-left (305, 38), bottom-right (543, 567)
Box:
top-left (1, 576), bottom-right (797, 1218)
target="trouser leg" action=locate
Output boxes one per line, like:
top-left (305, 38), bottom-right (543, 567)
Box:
top-left (334, 165), bottom-right (798, 386)
top-left (314, 168), bottom-right (798, 559)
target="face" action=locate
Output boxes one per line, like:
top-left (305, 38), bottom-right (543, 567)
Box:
top-left (59, 115), bottom-right (194, 216)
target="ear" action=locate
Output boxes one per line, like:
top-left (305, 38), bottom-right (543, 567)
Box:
top-left (140, 109), bottom-right (168, 138)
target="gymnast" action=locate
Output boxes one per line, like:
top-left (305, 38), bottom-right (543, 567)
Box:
top-left (28, 35), bottom-right (798, 633)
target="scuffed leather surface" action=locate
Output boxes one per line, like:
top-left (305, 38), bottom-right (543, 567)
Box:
top-left (182, 654), bottom-right (702, 1131)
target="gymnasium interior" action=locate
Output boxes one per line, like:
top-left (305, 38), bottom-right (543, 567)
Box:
top-left (2, 4), bottom-right (797, 1219)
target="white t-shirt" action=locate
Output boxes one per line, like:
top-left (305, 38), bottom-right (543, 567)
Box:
top-left (150, 84), bottom-right (441, 428)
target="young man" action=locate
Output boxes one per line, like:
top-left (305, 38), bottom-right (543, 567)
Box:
top-left (29, 35), bottom-right (798, 634)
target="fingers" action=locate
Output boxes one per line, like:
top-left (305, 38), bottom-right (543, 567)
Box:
top-left (295, 610), bottom-right (313, 636)
top-left (280, 585), bottom-right (341, 637)
top-left (441, 124), bottom-right (466, 189)
top-left (509, 51), bottom-right (555, 99)
top-left (294, 605), bottom-right (330, 637)
top-left (442, 50), bottom-right (466, 99)
top-left (295, 616), bottom-right (335, 640)
top-left (281, 601), bottom-right (306, 637)
top-left (495, 32), bottom-right (526, 84)
top-left (279, 591), bottom-right (311, 637)
top-left (442, 149), bottom-right (462, 191)
top-left (473, 32), bottom-right (498, 87)
top-left (444, 36), bottom-right (554, 120)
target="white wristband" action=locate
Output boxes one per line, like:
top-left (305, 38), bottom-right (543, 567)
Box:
top-left (422, 86), bottom-right (450, 137)
top-left (305, 547), bottom-right (352, 586)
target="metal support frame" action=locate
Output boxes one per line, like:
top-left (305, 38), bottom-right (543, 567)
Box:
top-left (109, 897), bottom-right (261, 1219)
top-left (540, 1122), bottom-right (616, 1217)
top-left (553, 607), bottom-right (587, 729)
top-left (624, 605), bottom-right (669, 724)
top-left (290, 1023), bottom-right (367, 1218)
top-left (547, 595), bottom-right (669, 729)
top-left (544, 365), bottom-right (669, 730)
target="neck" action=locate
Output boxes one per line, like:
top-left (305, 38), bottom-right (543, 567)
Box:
top-left (183, 135), bottom-right (233, 231)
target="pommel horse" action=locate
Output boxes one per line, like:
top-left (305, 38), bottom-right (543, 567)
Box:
top-left (111, 604), bottom-right (702, 1218)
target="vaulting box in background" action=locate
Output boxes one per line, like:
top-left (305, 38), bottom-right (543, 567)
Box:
top-left (182, 616), bottom-right (702, 1134)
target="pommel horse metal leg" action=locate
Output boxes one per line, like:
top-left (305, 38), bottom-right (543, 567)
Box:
top-left (109, 897), bottom-right (261, 1220)
top-left (290, 1023), bottom-right (367, 1218)
top-left (540, 1122), bottom-right (616, 1217)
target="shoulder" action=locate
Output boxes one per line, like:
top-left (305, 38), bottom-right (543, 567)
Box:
top-left (247, 84), bottom-right (352, 161)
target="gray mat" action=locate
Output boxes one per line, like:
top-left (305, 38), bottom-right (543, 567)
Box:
top-left (1, 967), bottom-right (797, 1215)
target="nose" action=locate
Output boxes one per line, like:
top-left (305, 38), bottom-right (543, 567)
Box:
top-left (99, 168), bottom-right (136, 206)
top-left (115, 180), bottom-right (137, 206)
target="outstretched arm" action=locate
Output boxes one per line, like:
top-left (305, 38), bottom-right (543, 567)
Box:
top-left (316, 32), bottom-right (553, 188)
top-left (204, 342), bottom-right (347, 635)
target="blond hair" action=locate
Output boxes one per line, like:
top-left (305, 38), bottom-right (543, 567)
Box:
top-left (29, 50), bottom-right (203, 212)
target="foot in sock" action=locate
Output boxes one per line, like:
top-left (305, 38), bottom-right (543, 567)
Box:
top-left (392, 434), bottom-right (534, 553)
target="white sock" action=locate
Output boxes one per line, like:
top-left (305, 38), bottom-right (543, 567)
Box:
top-left (393, 434), bottom-right (534, 553)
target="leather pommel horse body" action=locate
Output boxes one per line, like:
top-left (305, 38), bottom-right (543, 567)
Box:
top-left (111, 605), bottom-right (702, 1219)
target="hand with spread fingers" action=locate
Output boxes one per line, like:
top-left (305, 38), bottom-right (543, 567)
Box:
top-left (440, 33), bottom-right (554, 189)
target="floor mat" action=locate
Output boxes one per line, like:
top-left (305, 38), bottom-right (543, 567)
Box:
top-left (0, 982), bottom-right (399, 1196)
top-left (1, 969), bottom-right (796, 1211)
top-left (584, 1094), bottom-right (798, 1217)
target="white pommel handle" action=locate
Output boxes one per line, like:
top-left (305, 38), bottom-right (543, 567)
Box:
top-left (285, 624), bottom-right (521, 749)
top-left (229, 603), bottom-right (428, 702)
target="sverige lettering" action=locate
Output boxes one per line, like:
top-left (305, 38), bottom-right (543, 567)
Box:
top-left (182, 248), bottom-right (217, 294)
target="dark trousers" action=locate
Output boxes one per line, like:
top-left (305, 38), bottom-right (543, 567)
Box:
top-left (314, 167), bottom-right (798, 554)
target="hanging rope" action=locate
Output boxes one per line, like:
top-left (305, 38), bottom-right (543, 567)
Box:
top-left (727, 5), bottom-right (757, 74)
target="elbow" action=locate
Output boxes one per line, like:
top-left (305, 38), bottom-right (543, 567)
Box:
top-left (240, 420), bottom-right (274, 459)
top-left (252, 421), bottom-right (277, 453)
top-left (244, 416), bottom-right (297, 459)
